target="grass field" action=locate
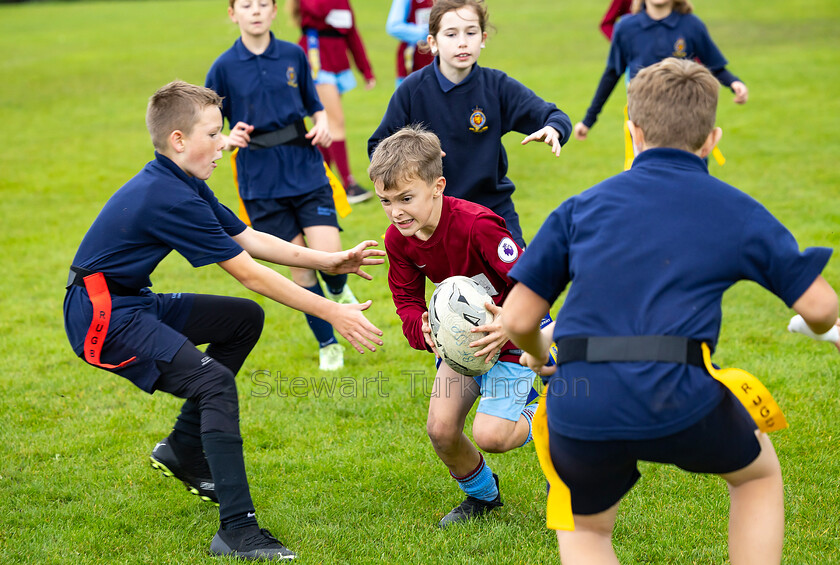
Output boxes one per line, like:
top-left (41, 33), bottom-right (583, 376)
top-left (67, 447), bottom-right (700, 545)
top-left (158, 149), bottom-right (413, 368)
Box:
top-left (1, 0), bottom-right (839, 563)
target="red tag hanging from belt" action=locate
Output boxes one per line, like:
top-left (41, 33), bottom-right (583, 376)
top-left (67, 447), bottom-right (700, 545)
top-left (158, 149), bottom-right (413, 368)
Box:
top-left (82, 272), bottom-right (136, 369)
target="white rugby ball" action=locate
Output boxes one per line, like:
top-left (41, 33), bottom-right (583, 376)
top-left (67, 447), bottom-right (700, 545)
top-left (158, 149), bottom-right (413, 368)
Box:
top-left (428, 276), bottom-right (500, 377)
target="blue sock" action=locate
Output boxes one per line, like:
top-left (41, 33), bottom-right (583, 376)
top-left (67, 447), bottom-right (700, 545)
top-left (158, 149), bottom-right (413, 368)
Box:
top-left (319, 272), bottom-right (348, 296)
top-left (451, 454), bottom-right (498, 502)
top-left (303, 283), bottom-right (338, 347)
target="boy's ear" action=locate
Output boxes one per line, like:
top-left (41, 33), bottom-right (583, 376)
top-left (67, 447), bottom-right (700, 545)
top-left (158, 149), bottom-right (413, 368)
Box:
top-left (627, 120), bottom-right (645, 152)
top-left (698, 127), bottom-right (723, 159)
top-left (433, 176), bottom-right (446, 197)
top-left (168, 130), bottom-right (187, 154)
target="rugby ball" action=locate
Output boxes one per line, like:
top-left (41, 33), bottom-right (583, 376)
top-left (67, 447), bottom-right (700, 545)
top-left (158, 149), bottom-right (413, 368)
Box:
top-left (428, 276), bottom-right (500, 377)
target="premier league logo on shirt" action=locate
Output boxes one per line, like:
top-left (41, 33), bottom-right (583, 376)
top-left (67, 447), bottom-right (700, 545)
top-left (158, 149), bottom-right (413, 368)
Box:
top-left (286, 66), bottom-right (298, 87)
top-left (469, 107), bottom-right (488, 133)
top-left (497, 237), bottom-right (518, 263)
top-left (672, 38), bottom-right (687, 58)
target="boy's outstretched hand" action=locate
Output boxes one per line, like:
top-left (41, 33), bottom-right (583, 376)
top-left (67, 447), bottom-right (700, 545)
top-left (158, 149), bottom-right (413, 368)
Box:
top-left (323, 240), bottom-right (386, 280)
top-left (787, 314), bottom-right (840, 354)
top-left (330, 301), bottom-right (384, 353)
top-left (470, 302), bottom-right (507, 365)
top-left (521, 126), bottom-right (563, 156)
top-left (731, 81), bottom-right (749, 104)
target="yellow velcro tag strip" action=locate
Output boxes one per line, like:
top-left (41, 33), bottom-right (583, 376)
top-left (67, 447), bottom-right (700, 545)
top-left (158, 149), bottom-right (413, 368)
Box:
top-left (701, 343), bottom-right (787, 433)
top-left (230, 148), bottom-right (252, 226)
top-left (623, 105), bottom-right (634, 171)
top-left (532, 390), bottom-right (575, 531)
top-left (711, 145), bottom-right (726, 166)
top-left (326, 163), bottom-right (352, 219)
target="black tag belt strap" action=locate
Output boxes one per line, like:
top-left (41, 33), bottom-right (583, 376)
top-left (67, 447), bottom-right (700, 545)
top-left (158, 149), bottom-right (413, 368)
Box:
top-left (248, 120), bottom-right (309, 150)
top-left (554, 336), bottom-right (705, 368)
top-left (67, 266), bottom-right (142, 297)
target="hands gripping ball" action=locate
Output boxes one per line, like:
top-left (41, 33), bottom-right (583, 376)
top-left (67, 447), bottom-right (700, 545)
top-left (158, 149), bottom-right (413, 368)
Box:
top-left (428, 276), bottom-right (500, 376)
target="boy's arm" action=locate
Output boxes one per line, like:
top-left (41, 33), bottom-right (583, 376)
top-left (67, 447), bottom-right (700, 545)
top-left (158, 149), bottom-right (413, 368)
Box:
top-left (305, 110), bottom-right (332, 147)
top-left (218, 250), bottom-right (383, 352)
top-left (502, 283), bottom-right (553, 367)
top-left (386, 0), bottom-right (427, 44)
top-left (232, 227), bottom-right (385, 279)
top-left (386, 237), bottom-right (431, 351)
top-left (788, 275), bottom-right (840, 352)
top-left (345, 21), bottom-right (375, 86)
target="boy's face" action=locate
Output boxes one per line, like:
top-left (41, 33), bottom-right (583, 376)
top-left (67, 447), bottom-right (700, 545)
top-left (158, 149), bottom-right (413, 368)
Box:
top-left (375, 175), bottom-right (445, 241)
top-left (180, 106), bottom-right (225, 180)
top-left (229, 0), bottom-right (277, 38)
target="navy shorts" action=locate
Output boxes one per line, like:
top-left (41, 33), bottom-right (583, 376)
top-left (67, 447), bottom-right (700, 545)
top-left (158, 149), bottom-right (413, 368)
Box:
top-left (548, 390), bottom-right (761, 515)
top-left (243, 184), bottom-right (339, 242)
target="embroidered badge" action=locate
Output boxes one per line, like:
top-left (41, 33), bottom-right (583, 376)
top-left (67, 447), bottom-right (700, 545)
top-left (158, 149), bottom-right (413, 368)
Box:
top-left (286, 66), bottom-right (298, 87)
top-left (497, 237), bottom-right (518, 263)
top-left (469, 107), bottom-right (488, 133)
top-left (672, 38), bottom-right (687, 58)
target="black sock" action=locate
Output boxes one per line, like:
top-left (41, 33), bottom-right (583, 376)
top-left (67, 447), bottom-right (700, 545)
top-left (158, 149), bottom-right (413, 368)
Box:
top-left (202, 432), bottom-right (258, 530)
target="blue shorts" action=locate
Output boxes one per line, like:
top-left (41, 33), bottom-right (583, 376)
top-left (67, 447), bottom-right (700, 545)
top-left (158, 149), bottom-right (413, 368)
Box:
top-left (548, 390), bottom-right (761, 515)
top-left (474, 361), bottom-right (537, 421)
top-left (315, 69), bottom-right (357, 95)
top-left (243, 184), bottom-right (339, 242)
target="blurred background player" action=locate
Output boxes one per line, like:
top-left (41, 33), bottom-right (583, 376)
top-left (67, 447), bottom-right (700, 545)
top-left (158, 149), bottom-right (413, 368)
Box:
top-left (369, 126), bottom-right (541, 528)
top-left (368, 0), bottom-right (571, 249)
top-left (207, 0), bottom-right (360, 371)
top-left (504, 59), bottom-right (836, 565)
top-left (64, 80), bottom-right (385, 561)
top-left (288, 0), bottom-right (376, 203)
top-left (574, 0), bottom-right (748, 170)
top-left (386, 0), bottom-right (435, 87)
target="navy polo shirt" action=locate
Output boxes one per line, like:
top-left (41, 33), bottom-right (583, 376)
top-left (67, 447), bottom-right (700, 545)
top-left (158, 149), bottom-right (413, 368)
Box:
top-left (510, 148), bottom-right (831, 440)
top-left (368, 60), bottom-right (571, 219)
top-left (206, 33), bottom-right (328, 199)
top-left (63, 153), bottom-right (247, 391)
top-left (583, 11), bottom-right (738, 127)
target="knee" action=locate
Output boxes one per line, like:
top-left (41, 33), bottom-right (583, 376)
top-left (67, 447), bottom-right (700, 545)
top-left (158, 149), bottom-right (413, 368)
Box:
top-left (472, 426), bottom-right (509, 453)
top-left (426, 417), bottom-right (461, 452)
top-left (241, 298), bottom-right (265, 332)
top-left (290, 267), bottom-right (318, 288)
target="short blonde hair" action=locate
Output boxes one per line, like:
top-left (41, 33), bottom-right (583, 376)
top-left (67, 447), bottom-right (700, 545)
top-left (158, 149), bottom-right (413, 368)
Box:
top-left (627, 58), bottom-right (718, 152)
top-left (631, 0), bottom-right (693, 14)
top-left (368, 125), bottom-right (443, 190)
top-left (146, 81), bottom-right (222, 151)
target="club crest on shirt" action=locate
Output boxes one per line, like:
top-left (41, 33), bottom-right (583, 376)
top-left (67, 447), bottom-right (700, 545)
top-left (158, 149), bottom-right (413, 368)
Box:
top-left (469, 107), bottom-right (488, 133)
top-left (497, 237), bottom-right (518, 263)
top-left (672, 38), bottom-right (687, 58)
top-left (286, 66), bottom-right (298, 87)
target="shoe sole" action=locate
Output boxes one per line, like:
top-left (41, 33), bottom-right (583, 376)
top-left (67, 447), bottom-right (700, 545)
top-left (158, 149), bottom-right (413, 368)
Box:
top-left (149, 456), bottom-right (219, 506)
top-left (346, 193), bottom-right (373, 204)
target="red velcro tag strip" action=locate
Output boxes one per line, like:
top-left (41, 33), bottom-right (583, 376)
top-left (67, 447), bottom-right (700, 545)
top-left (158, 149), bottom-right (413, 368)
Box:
top-left (82, 272), bottom-right (136, 369)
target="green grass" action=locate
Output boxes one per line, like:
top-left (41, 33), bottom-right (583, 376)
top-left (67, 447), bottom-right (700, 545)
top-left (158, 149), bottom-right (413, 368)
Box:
top-left (1, 0), bottom-right (839, 563)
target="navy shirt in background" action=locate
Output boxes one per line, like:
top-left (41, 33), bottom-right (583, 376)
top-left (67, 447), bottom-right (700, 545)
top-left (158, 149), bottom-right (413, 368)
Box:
top-left (64, 153), bottom-right (247, 390)
top-left (368, 61), bottom-right (572, 244)
top-left (510, 148), bottom-right (831, 441)
top-left (206, 33), bottom-right (328, 199)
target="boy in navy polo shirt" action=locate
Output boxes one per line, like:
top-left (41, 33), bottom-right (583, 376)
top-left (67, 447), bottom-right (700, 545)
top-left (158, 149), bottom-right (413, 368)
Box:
top-left (369, 125), bottom-right (542, 527)
top-left (503, 59), bottom-right (838, 564)
top-left (206, 0), bottom-right (360, 371)
top-left (63, 81), bottom-right (385, 561)
top-left (574, 0), bottom-right (748, 169)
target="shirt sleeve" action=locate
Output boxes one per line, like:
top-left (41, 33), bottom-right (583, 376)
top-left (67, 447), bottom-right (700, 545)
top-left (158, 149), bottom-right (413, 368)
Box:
top-left (345, 13), bottom-right (375, 81)
top-left (298, 47), bottom-right (325, 115)
top-left (368, 85), bottom-right (411, 157)
top-left (205, 62), bottom-right (233, 128)
top-left (582, 27), bottom-right (626, 127)
top-left (508, 204), bottom-right (573, 305)
top-left (498, 73), bottom-right (572, 144)
top-left (738, 204), bottom-right (832, 308)
top-left (386, 0), bottom-right (427, 44)
top-left (385, 229), bottom-right (432, 352)
top-left (691, 16), bottom-right (729, 72)
top-left (474, 213), bottom-right (523, 285)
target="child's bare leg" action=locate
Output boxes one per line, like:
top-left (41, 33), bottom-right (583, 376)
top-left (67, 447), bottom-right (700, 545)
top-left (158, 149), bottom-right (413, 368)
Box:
top-left (472, 412), bottom-right (530, 453)
top-left (302, 225), bottom-right (341, 253)
top-left (426, 364), bottom-right (482, 476)
top-left (720, 432), bottom-right (784, 565)
top-left (556, 504), bottom-right (620, 565)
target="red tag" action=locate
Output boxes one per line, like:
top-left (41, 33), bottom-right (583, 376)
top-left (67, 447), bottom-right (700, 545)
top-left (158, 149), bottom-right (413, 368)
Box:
top-left (82, 272), bottom-right (136, 369)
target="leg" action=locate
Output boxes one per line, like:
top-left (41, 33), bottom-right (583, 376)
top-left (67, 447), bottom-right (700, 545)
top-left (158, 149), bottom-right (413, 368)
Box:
top-left (556, 505), bottom-right (621, 565)
top-left (472, 412), bottom-right (532, 453)
top-left (471, 361), bottom-right (537, 452)
top-left (426, 363), bottom-right (482, 476)
top-left (720, 431), bottom-right (784, 565)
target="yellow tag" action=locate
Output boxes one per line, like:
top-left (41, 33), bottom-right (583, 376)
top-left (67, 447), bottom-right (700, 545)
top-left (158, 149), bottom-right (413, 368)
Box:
top-left (711, 145), bottom-right (726, 166)
top-left (701, 343), bottom-right (787, 433)
top-left (532, 390), bottom-right (575, 531)
top-left (326, 163), bottom-right (352, 219)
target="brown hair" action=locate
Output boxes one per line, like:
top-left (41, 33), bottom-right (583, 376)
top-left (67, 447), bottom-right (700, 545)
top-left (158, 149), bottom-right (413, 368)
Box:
top-left (631, 0), bottom-right (693, 15)
top-left (229, 0), bottom-right (277, 8)
top-left (428, 0), bottom-right (489, 37)
top-left (627, 58), bottom-right (718, 151)
top-left (368, 125), bottom-right (443, 190)
top-left (146, 81), bottom-right (222, 151)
